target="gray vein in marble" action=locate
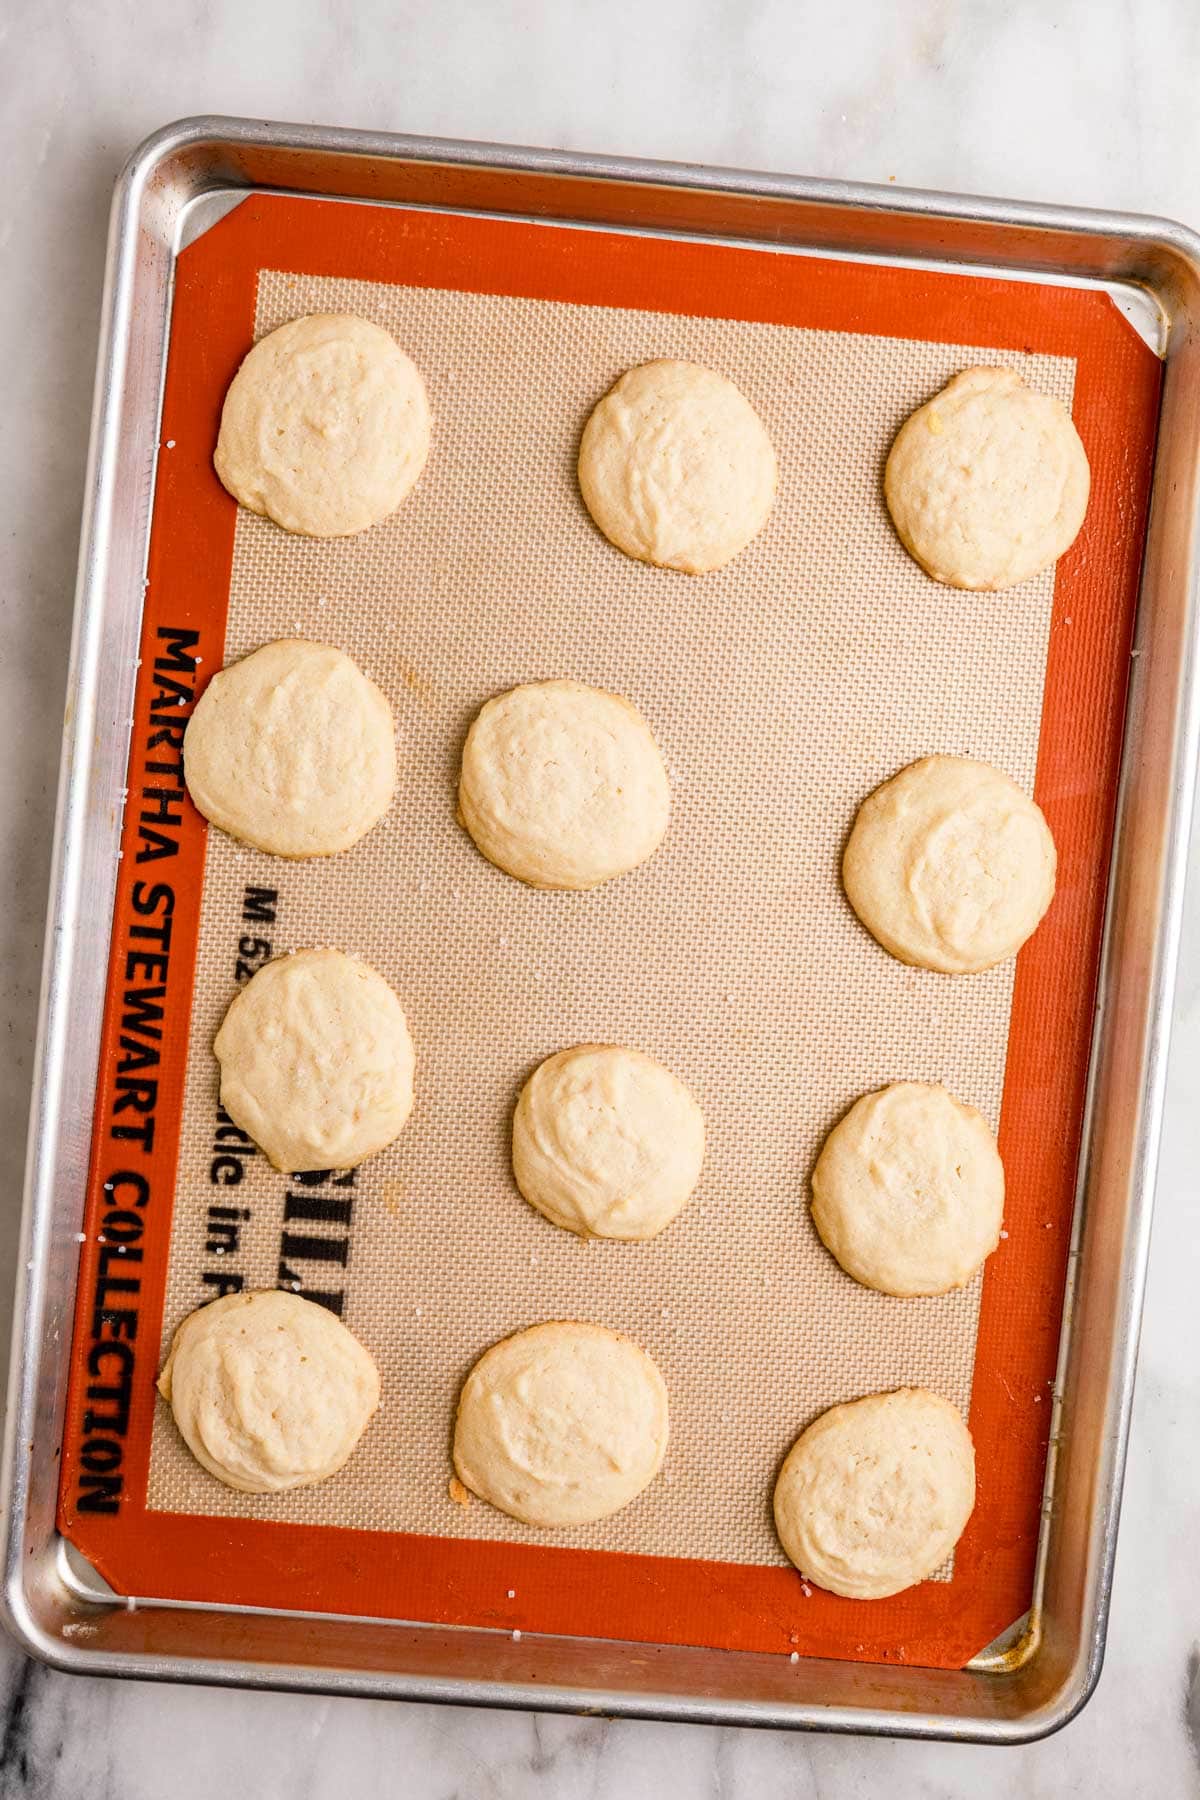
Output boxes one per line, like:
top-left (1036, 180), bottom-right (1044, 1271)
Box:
top-left (1185, 1648), bottom-right (1200, 1782)
top-left (0, 1661), bottom-right (39, 1799)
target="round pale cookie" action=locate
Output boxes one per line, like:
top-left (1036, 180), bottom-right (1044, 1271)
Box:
top-left (884, 366), bottom-right (1090, 590)
top-left (811, 1082), bottom-right (1004, 1297)
top-left (513, 1044), bottom-right (705, 1240)
top-left (843, 754), bottom-right (1056, 974)
top-left (453, 1321), bottom-right (669, 1527)
top-left (578, 359), bottom-right (778, 574)
top-left (773, 1387), bottom-right (976, 1599)
top-left (184, 639), bottom-right (396, 858)
top-left (458, 679), bottom-right (670, 889)
top-left (157, 1290), bottom-right (380, 1494)
top-left (214, 948), bottom-right (415, 1173)
top-left (214, 313), bottom-right (431, 537)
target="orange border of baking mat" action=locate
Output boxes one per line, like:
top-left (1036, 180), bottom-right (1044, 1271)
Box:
top-left (56, 193), bottom-right (1160, 1670)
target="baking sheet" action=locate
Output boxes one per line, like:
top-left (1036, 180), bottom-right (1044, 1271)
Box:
top-left (56, 192), bottom-right (1160, 1668)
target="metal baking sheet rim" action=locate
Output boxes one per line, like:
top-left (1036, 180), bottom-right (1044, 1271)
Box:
top-left (3, 114), bottom-right (1198, 1742)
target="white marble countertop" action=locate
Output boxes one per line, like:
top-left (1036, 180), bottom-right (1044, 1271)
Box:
top-left (3, 3), bottom-right (1200, 1794)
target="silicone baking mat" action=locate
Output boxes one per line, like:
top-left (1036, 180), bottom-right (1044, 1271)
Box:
top-left (57, 193), bottom-right (1159, 1670)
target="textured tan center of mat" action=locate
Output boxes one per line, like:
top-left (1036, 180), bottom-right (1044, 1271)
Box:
top-left (147, 266), bottom-right (1073, 1567)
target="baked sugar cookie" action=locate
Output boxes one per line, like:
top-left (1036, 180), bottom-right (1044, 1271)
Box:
top-left (885, 366), bottom-right (1090, 590)
top-left (158, 1290), bottom-right (380, 1494)
top-left (214, 313), bottom-right (431, 537)
top-left (458, 679), bottom-right (670, 889)
top-left (453, 1321), bottom-right (669, 1527)
top-left (184, 639), bottom-right (396, 858)
top-left (578, 359), bottom-right (777, 574)
top-left (214, 948), bottom-right (415, 1173)
top-left (513, 1045), bottom-right (704, 1240)
top-left (843, 755), bottom-right (1056, 974)
top-left (812, 1082), bottom-right (1004, 1296)
top-left (773, 1387), bottom-right (976, 1599)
